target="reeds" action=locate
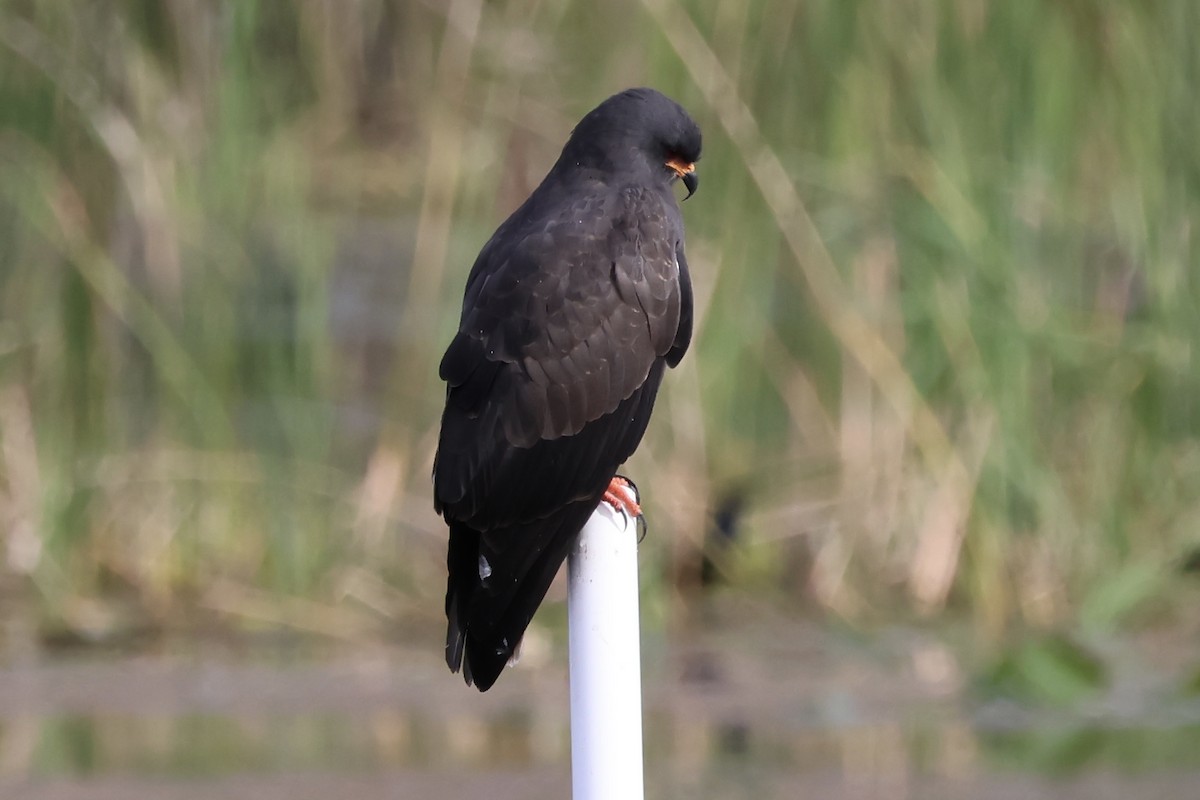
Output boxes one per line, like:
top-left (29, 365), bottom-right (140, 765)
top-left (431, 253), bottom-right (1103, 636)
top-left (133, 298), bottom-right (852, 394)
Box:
top-left (0, 0), bottom-right (1196, 641)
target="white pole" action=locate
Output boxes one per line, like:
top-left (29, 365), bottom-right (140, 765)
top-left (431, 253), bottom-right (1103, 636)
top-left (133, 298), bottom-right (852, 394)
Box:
top-left (567, 487), bottom-right (645, 800)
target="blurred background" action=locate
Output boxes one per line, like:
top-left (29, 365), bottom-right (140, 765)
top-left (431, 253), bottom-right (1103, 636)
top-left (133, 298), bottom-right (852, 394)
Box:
top-left (2, 0), bottom-right (1199, 797)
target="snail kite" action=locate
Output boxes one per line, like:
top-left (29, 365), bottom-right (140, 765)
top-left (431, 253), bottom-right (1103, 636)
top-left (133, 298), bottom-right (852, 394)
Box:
top-left (433, 87), bottom-right (701, 691)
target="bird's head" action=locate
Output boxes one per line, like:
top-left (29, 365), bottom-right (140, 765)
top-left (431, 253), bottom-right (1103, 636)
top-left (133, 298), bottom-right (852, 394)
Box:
top-left (561, 87), bottom-right (702, 200)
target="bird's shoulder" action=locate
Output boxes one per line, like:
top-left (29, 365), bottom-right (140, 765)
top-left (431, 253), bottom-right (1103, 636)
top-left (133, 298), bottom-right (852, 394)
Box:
top-left (460, 180), bottom-right (676, 311)
top-left (501, 177), bottom-right (677, 260)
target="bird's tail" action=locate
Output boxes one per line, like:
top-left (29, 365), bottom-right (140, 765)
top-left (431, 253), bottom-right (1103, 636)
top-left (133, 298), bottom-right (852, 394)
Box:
top-left (444, 499), bottom-right (598, 691)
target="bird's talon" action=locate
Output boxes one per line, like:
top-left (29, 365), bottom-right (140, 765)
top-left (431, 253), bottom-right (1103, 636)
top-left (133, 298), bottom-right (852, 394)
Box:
top-left (602, 476), bottom-right (642, 518)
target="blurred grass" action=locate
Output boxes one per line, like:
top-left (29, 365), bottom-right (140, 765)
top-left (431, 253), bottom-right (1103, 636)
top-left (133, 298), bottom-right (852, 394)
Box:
top-left (0, 0), bottom-right (1197, 644)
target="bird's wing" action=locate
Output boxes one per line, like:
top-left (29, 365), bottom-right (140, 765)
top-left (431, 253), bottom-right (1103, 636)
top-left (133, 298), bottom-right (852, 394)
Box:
top-left (434, 185), bottom-right (686, 527)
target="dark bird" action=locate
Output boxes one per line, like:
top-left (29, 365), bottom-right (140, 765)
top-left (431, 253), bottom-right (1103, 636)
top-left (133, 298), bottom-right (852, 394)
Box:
top-left (433, 88), bottom-right (702, 691)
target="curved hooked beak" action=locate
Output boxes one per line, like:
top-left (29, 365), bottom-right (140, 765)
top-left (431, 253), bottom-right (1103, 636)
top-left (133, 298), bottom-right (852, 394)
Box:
top-left (681, 170), bottom-right (698, 200)
top-left (667, 158), bottom-right (698, 201)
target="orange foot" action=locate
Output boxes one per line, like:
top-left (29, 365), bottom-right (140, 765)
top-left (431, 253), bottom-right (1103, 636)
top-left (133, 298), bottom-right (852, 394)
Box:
top-left (602, 475), bottom-right (642, 518)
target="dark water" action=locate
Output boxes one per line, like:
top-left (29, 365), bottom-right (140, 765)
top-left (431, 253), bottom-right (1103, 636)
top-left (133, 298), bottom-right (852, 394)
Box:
top-left (2, 611), bottom-right (1199, 799)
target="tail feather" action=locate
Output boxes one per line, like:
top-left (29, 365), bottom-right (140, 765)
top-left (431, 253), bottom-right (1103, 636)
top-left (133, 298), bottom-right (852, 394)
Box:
top-left (444, 593), bottom-right (467, 673)
top-left (444, 522), bottom-right (477, 673)
top-left (443, 499), bottom-right (598, 691)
